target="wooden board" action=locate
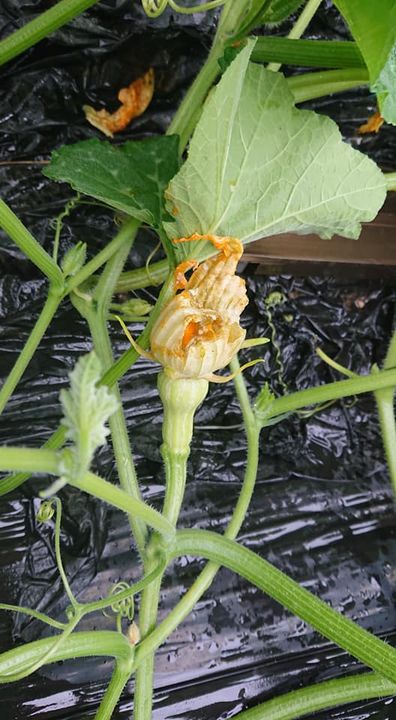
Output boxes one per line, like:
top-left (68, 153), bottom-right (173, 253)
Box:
top-left (244, 194), bottom-right (396, 278)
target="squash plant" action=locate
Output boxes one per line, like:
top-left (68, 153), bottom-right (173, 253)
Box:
top-left (0, 1), bottom-right (396, 719)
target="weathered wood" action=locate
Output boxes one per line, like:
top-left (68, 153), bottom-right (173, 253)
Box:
top-left (244, 194), bottom-right (396, 278)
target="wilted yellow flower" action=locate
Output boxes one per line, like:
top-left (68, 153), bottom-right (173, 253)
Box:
top-left (150, 234), bottom-right (248, 381)
top-left (117, 234), bottom-right (267, 383)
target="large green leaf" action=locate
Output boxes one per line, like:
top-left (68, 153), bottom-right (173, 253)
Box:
top-left (333, 0), bottom-right (396, 124)
top-left (44, 136), bottom-right (180, 229)
top-left (164, 41), bottom-right (386, 261)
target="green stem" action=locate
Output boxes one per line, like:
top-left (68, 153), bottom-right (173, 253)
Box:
top-left (0, 0), bottom-right (100, 67)
top-left (251, 38), bottom-right (365, 69)
top-left (74, 220), bottom-right (148, 558)
top-left (0, 199), bottom-right (63, 287)
top-left (266, 367), bottom-right (396, 421)
top-left (0, 448), bottom-right (173, 538)
top-left (134, 360), bottom-right (260, 670)
top-left (72, 471), bottom-right (174, 539)
top-left (288, 68), bottom-right (369, 103)
top-left (133, 453), bottom-right (187, 720)
top-left (0, 446), bottom-right (59, 474)
top-left (0, 604), bottom-right (65, 630)
top-left (134, 375), bottom-right (209, 720)
top-left (100, 274), bottom-right (174, 388)
top-left (234, 672), bottom-right (396, 720)
top-left (67, 217), bottom-right (139, 293)
top-left (0, 287), bottom-right (62, 415)
top-left (0, 631), bottom-right (134, 680)
top-left (268, 0), bottom-right (323, 72)
top-left (172, 529), bottom-right (396, 683)
top-left (95, 661), bottom-right (134, 720)
top-left (53, 498), bottom-right (78, 608)
top-left (374, 387), bottom-right (396, 495)
top-left (167, 41), bottom-right (223, 152)
top-left (83, 556), bottom-right (166, 615)
top-left (373, 332), bottom-right (396, 495)
top-left (385, 172), bottom-right (396, 191)
top-left (0, 425), bottom-right (67, 498)
top-left (1, 614), bottom-right (82, 683)
top-left (116, 259), bottom-right (169, 293)
top-left (384, 330), bottom-right (396, 370)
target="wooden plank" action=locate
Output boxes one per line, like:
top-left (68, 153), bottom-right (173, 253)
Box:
top-left (244, 194), bottom-right (396, 278)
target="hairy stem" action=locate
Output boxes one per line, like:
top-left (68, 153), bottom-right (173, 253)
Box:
top-left (134, 376), bottom-right (209, 720)
top-left (0, 631), bottom-right (134, 680)
top-left (0, 0), bottom-right (100, 67)
top-left (75, 219), bottom-right (148, 558)
top-left (134, 360), bottom-right (260, 669)
top-left (375, 388), bottom-right (396, 495)
top-left (0, 449), bottom-right (174, 538)
top-left (133, 455), bottom-right (187, 720)
top-left (95, 660), bottom-right (134, 720)
top-left (0, 425), bottom-right (67, 498)
top-left (233, 672), bottom-right (396, 720)
top-left (172, 529), bottom-right (396, 683)
top-left (0, 288), bottom-right (62, 415)
top-left (373, 330), bottom-right (396, 496)
top-left (0, 199), bottom-right (63, 287)
top-left (67, 218), bottom-right (140, 293)
top-left (266, 367), bottom-right (396, 420)
top-left (71, 472), bottom-right (174, 539)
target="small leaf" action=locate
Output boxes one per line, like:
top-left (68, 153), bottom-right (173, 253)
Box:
top-left (59, 352), bottom-right (118, 484)
top-left (333, 0), bottom-right (396, 124)
top-left (165, 41), bottom-right (386, 261)
top-left (44, 135), bottom-right (180, 229)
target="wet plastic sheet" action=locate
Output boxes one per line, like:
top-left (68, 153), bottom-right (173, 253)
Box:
top-left (0, 2), bottom-right (396, 719)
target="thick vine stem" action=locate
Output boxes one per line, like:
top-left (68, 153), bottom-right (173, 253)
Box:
top-left (268, 0), bottom-right (323, 72)
top-left (133, 358), bottom-right (260, 671)
top-left (0, 631), bottom-right (134, 679)
top-left (134, 373), bottom-right (209, 720)
top-left (172, 529), bottom-right (396, 683)
top-left (232, 672), bottom-right (396, 720)
top-left (95, 659), bottom-right (135, 720)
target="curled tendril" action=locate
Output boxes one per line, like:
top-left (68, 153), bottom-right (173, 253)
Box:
top-left (264, 291), bottom-right (289, 395)
top-left (141, 0), bottom-right (226, 18)
top-left (37, 499), bottom-right (55, 523)
top-left (103, 582), bottom-right (135, 621)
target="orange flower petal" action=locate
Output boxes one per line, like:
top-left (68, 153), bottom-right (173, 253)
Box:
top-left (83, 68), bottom-right (154, 137)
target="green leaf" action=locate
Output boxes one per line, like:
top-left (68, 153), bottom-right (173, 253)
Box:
top-left (164, 41), bottom-right (386, 261)
top-left (43, 136), bottom-right (180, 229)
top-left (59, 352), bottom-right (118, 484)
top-left (333, 0), bottom-right (396, 124)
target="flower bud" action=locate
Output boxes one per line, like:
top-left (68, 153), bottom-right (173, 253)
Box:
top-left (61, 242), bottom-right (87, 278)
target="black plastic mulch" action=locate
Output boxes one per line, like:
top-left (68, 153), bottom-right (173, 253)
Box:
top-left (0, 2), bottom-right (395, 718)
